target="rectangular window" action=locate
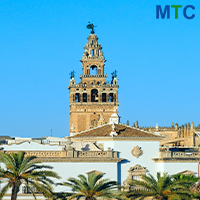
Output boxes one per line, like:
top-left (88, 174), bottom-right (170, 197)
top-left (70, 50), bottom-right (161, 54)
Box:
top-left (132, 175), bottom-right (140, 181)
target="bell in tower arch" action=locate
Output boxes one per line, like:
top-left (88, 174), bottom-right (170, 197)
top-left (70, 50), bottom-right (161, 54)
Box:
top-left (91, 89), bottom-right (98, 102)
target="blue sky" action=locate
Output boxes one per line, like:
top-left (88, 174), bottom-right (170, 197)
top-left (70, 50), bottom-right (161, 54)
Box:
top-left (0, 0), bottom-right (199, 138)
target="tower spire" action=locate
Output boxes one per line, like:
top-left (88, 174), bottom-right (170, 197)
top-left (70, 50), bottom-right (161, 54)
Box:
top-left (68, 29), bottom-right (119, 133)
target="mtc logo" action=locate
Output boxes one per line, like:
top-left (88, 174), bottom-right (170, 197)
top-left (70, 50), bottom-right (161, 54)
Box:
top-left (156, 5), bottom-right (195, 19)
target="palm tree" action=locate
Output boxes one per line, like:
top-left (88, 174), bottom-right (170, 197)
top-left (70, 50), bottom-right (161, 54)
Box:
top-left (0, 151), bottom-right (60, 200)
top-left (125, 172), bottom-right (195, 200)
top-left (172, 173), bottom-right (199, 188)
top-left (174, 174), bottom-right (200, 199)
top-left (60, 172), bottom-right (120, 200)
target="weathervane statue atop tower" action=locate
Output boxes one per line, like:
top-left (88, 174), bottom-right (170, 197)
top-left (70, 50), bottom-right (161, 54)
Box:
top-left (86, 22), bottom-right (96, 34)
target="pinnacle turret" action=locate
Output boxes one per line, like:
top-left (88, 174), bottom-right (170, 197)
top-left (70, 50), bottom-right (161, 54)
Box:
top-left (82, 34), bottom-right (105, 61)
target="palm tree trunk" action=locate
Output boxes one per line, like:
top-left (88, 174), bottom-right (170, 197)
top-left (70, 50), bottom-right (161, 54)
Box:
top-left (86, 197), bottom-right (93, 200)
top-left (156, 197), bottom-right (164, 200)
top-left (11, 184), bottom-right (18, 200)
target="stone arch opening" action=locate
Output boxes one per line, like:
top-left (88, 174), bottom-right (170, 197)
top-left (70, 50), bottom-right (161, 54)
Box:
top-left (91, 89), bottom-right (98, 102)
top-left (83, 93), bottom-right (87, 102)
top-left (109, 93), bottom-right (114, 102)
top-left (102, 93), bottom-right (107, 102)
top-left (75, 93), bottom-right (80, 102)
top-left (90, 65), bottom-right (97, 75)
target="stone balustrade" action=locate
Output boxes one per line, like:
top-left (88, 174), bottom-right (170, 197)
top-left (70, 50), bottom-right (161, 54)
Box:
top-left (2, 149), bottom-right (118, 159)
top-left (80, 74), bottom-right (107, 78)
top-left (77, 150), bottom-right (117, 158)
top-left (0, 137), bottom-right (123, 163)
top-left (4, 151), bottom-right (62, 157)
top-left (152, 148), bottom-right (200, 163)
top-left (159, 150), bottom-right (200, 158)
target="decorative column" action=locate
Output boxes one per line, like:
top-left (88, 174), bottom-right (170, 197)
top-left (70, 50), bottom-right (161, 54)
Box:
top-left (99, 93), bottom-right (102, 102)
top-left (106, 93), bottom-right (110, 102)
top-left (87, 93), bottom-right (90, 102)
top-left (66, 137), bottom-right (74, 158)
top-left (107, 147), bottom-right (113, 157)
top-left (61, 147), bottom-right (67, 157)
top-left (80, 93), bottom-right (83, 102)
top-left (184, 123), bottom-right (187, 137)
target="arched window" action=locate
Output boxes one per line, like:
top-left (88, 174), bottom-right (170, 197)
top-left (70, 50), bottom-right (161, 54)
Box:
top-left (90, 65), bottom-right (97, 75)
top-left (109, 93), bottom-right (114, 102)
top-left (83, 93), bottom-right (87, 102)
top-left (91, 89), bottom-right (98, 102)
top-left (75, 93), bottom-right (80, 102)
top-left (102, 93), bottom-right (106, 102)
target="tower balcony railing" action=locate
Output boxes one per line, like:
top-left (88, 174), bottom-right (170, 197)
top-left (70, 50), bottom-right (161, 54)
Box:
top-left (69, 83), bottom-right (118, 88)
top-left (69, 102), bottom-right (119, 105)
top-left (80, 74), bottom-right (107, 78)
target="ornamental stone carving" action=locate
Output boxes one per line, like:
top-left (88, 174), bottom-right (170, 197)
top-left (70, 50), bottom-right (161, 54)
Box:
top-left (131, 145), bottom-right (143, 158)
top-left (123, 164), bottom-right (148, 191)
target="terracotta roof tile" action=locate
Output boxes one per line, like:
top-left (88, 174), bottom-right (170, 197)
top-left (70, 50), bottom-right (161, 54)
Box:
top-left (72, 124), bottom-right (162, 138)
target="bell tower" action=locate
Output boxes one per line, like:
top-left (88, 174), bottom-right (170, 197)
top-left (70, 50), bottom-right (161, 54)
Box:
top-left (68, 25), bottom-right (119, 134)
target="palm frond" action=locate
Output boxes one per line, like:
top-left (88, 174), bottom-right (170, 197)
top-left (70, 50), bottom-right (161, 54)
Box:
top-left (126, 172), bottom-right (197, 200)
top-left (60, 172), bottom-right (120, 200)
top-left (0, 183), bottom-right (11, 199)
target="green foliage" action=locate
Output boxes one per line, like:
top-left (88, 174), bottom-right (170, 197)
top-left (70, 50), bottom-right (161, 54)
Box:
top-left (125, 172), bottom-right (199, 200)
top-left (0, 151), bottom-right (60, 200)
top-left (57, 172), bottom-right (120, 200)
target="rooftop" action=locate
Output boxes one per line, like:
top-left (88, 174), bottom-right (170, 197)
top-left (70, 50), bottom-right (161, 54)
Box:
top-left (72, 123), bottom-right (162, 139)
top-left (0, 136), bottom-right (13, 140)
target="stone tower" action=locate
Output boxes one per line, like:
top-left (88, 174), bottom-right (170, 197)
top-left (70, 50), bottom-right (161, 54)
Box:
top-left (68, 32), bottom-right (119, 134)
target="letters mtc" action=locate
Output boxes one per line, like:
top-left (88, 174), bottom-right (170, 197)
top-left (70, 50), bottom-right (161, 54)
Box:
top-left (156, 5), bottom-right (195, 19)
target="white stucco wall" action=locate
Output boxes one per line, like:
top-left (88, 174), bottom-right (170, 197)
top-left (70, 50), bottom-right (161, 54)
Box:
top-left (97, 140), bottom-right (199, 184)
top-left (0, 162), bottom-right (117, 194)
top-left (156, 162), bottom-right (199, 175)
top-left (98, 140), bottom-right (160, 184)
top-left (48, 162), bottom-right (117, 192)
top-left (0, 142), bottom-right (118, 194)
